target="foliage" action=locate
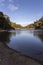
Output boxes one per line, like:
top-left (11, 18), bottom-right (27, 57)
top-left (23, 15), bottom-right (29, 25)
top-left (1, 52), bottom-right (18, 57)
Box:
top-left (34, 17), bottom-right (43, 29)
top-left (0, 11), bottom-right (23, 30)
top-left (0, 11), bottom-right (43, 30)
top-left (0, 12), bottom-right (15, 30)
top-left (25, 17), bottom-right (43, 29)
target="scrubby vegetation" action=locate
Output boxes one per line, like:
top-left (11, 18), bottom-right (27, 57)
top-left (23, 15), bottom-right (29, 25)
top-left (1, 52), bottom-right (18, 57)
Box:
top-left (0, 12), bottom-right (14, 30)
top-left (0, 11), bottom-right (43, 30)
top-left (25, 17), bottom-right (43, 30)
top-left (0, 12), bottom-right (23, 30)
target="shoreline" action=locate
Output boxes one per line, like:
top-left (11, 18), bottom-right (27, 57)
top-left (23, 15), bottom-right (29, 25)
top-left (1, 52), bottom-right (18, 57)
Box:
top-left (0, 42), bottom-right (42, 65)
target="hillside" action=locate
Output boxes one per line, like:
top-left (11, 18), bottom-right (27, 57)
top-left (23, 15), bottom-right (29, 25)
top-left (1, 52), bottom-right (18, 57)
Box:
top-left (10, 22), bottom-right (23, 30)
top-left (0, 12), bottom-right (43, 30)
top-left (25, 17), bottom-right (43, 30)
top-left (0, 12), bottom-right (15, 30)
top-left (0, 12), bottom-right (23, 30)
top-left (34, 17), bottom-right (43, 29)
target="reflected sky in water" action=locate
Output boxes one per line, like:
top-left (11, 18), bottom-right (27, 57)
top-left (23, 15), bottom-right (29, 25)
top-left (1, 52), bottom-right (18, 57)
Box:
top-left (0, 30), bottom-right (43, 62)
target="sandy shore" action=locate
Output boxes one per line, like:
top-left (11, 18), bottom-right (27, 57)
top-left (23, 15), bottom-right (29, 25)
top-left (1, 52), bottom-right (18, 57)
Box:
top-left (0, 42), bottom-right (42, 65)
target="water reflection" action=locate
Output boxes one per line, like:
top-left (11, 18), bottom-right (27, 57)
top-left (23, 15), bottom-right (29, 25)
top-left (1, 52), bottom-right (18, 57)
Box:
top-left (7, 30), bottom-right (43, 62)
top-left (33, 30), bottom-right (43, 42)
top-left (0, 30), bottom-right (43, 62)
top-left (0, 31), bottom-right (16, 43)
top-left (0, 32), bottom-right (10, 43)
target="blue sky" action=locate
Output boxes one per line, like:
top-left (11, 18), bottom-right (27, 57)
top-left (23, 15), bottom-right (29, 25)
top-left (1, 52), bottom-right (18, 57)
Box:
top-left (0, 0), bottom-right (43, 26)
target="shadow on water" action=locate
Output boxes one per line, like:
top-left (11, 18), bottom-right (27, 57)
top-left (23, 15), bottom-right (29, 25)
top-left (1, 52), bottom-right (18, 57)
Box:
top-left (33, 30), bottom-right (43, 65)
top-left (0, 31), bottom-right (16, 44)
top-left (33, 30), bottom-right (43, 42)
top-left (0, 31), bottom-right (10, 43)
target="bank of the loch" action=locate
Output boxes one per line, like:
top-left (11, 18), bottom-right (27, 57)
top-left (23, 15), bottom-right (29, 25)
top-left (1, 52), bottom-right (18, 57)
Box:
top-left (0, 42), bottom-right (41, 65)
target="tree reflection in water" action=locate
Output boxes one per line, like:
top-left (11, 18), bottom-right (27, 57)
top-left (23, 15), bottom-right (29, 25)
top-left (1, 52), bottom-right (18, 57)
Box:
top-left (0, 31), bottom-right (16, 44)
top-left (33, 30), bottom-right (43, 42)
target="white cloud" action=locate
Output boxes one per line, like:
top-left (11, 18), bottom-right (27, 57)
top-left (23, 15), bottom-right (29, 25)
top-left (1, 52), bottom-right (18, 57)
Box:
top-left (9, 0), bottom-right (13, 3)
top-left (8, 4), bottom-right (19, 11)
top-left (9, 0), bottom-right (19, 2)
top-left (0, 3), bottom-right (4, 6)
top-left (0, 0), bottom-right (5, 6)
top-left (0, 0), bottom-right (5, 3)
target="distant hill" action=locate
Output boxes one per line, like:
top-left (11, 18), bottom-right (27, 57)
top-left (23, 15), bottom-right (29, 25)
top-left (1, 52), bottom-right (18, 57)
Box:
top-left (0, 12), bottom-right (22, 30)
top-left (34, 17), bottom-right (43, 29)
top-left (0, 12), bottom-right (43, 30)
top-left (25, 17), bottom-right (43, 30)
top-left (0, 12), bottom-right (15, 30)
top-left (10, 22), bottom-right (23, 30)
